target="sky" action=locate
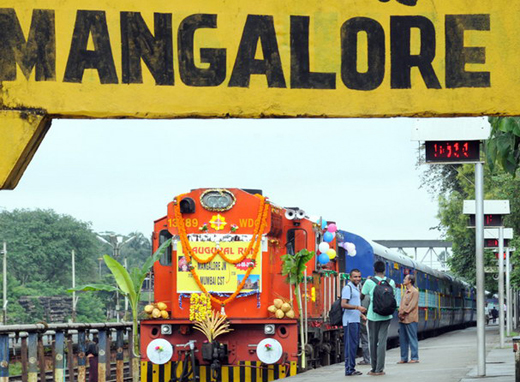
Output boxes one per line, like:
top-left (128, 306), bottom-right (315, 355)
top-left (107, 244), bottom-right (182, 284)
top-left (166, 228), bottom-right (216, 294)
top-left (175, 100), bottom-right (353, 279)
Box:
top-left (0, 117), bottom-right (487, 247)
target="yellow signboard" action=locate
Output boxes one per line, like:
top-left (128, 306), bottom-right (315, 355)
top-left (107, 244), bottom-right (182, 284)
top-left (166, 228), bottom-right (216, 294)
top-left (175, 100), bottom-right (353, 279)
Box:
top-left (176, 241), bottom-right (262, 293)
top-left (2, 0), bottom-right (520, 187)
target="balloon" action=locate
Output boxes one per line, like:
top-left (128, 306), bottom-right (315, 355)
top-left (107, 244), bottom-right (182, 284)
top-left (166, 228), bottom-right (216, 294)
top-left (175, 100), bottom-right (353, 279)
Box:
top-left (321, 219), bottom-right (328, 230)
top-left (323, 232), bottom-right (335, 243)
top-left (318, 242), bottom-right (330, 253)
top-left (318, 253), bottom-right (330, 265)
top-left (349, 249), bottom-right (357, 257)
top-left (326, 248), bottom-right (337, 260)
top-left (345, 242), bottom-right (356, 254)
top-left (327, 223), bottom-right (337, 233)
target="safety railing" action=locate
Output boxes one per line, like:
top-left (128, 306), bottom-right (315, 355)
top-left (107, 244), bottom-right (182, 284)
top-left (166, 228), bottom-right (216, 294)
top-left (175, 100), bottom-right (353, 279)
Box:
top-left (0, 322), bottom-right (133, 382)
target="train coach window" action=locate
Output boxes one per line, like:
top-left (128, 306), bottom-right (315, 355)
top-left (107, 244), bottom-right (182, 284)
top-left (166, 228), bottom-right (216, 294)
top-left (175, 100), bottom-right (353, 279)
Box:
top-left (286, 229), bottom-right (307, 255)
top-left (159, 230), bottom-right (172, 265)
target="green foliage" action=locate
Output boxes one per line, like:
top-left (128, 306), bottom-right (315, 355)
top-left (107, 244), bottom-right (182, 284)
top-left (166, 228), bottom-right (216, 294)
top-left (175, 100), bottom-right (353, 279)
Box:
top-left (281, 249), bottom-right (315, 285)
top-left (76, 293), bottom-right (107, 323)
top-left (0, 209), bottom-right (112, 323)
top-left (70, 238), bottom-right (172, 356)
top-left (487, 117), bottom-right (520, 176)
top-left (96, 232), bottom-right (152, 274)
top-left (428, 160), bottom-right (520, 291)
top-left (0, 209), bottom-right (98, 287)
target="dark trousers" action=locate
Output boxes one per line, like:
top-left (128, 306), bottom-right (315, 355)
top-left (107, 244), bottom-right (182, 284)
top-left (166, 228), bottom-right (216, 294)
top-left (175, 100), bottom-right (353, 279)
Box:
top-left (344, 323), bottom-right (360, 375)
top-left (368, 319), bottom-right (391, 373)
top-left (360, 321), bottom-right (370, 363)
top-left (399, 322), bottom-right (419, 361)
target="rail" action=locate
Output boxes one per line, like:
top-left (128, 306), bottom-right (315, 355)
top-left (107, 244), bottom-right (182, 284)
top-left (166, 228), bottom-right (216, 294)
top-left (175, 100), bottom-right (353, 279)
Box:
top-left (0, 322), bottom-right (134, 382)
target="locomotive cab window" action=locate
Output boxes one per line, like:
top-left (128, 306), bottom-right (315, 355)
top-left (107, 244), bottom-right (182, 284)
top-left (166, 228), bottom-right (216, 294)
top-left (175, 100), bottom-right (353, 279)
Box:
top-left (159, 230), bottom-right (173, 265)
top-left (286, 229), bottom-right (307, 255)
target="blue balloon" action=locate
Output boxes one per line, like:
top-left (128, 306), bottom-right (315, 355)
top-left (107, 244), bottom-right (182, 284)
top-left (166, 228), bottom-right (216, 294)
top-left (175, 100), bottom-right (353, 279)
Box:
top-left (318, 253), bottom-right (330, 265)
top-left (323, 231), bottom-right (334, 243)
top-left (321, 220), bottom-right (328, 230)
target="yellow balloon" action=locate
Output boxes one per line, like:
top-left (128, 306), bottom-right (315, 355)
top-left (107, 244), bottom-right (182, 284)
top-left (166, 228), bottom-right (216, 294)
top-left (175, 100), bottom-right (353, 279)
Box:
top-left (327, 248), bottom-right (337, 260)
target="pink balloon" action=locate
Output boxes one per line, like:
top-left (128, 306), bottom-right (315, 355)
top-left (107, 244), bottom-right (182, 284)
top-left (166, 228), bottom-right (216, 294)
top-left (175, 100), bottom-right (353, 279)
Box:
top-left (327, 223), bottom-right (337, 233)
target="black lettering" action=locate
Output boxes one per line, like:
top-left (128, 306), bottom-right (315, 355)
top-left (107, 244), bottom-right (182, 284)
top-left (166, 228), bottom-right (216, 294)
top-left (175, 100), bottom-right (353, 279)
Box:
top-left (0, 9), bottom-right (55, 81)
top-left (445, 14), bottom-right (490, 88)
top-left (290, 16), bottom-right (335, 89)
top-left (390, 16), bottom-right (441, 89)
top-left (228, 15), bottom-right (286, 88)
top-left (341, 17), bottom-right (385, 91)
top-left (121, 12), bottom-right (174, 86)
top-left (64, 10), bottom-right (118, 84)
top-left (178, 14), bottom-right (226, 87)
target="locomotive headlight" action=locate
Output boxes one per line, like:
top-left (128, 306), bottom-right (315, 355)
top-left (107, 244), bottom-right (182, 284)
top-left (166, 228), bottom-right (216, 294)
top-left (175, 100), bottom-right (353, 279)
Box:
top-left (161, 324), bottom-right (173, 335)
top-left (200, 189), bottom-right (236, 212)
top-left (264, 324), bottom-right (275, 335)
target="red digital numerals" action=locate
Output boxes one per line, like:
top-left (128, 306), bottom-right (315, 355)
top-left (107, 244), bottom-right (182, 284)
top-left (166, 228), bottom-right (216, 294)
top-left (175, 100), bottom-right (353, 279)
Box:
top-left (432, 142), bottom-right (470, 159)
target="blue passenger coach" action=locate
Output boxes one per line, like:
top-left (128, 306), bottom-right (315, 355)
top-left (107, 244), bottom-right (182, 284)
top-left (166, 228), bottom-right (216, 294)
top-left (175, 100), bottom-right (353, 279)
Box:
top-left (338, 230), bottom-right (476, 339)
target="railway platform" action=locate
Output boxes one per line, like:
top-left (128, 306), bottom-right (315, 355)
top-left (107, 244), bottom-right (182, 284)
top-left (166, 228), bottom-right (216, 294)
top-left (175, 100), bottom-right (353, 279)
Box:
top-left (285, 324), bottom-right (513, 381)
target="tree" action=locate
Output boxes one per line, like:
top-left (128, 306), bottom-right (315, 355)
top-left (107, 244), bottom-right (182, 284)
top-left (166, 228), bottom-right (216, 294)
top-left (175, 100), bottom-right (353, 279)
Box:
top-left (486, 117), bottom-right (520, 176)
top-left (0, 209), bottom-right (106, 323)
top-left (423, 163), bottom-right (520, 291)
top-left (0, 209), bottom-right (99, 287)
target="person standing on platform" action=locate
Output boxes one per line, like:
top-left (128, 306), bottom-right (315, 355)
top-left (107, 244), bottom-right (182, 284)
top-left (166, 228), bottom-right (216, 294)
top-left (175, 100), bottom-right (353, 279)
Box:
top-left (87, 337), bottom-right (99, 382)
top-left (358, 284), bottom-right (371, 366)
top-left (341, 269), bottom-right (367, 376)
top-left (491, 306), bottom-right (498, 323)
top-left (361, 261), bottom-right (396, 376)
top-left (397, 274), bottom-right (419, 364)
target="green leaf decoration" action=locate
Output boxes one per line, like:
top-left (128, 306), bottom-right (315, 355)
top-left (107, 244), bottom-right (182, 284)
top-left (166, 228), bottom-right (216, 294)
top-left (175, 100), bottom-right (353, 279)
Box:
top-left (140, 238), bottom-right (172, 278)
top-left (104, 254), bottom-right (137, 303)
top-left (281, 249), bottom-right (315, 285)
top-left (67, 284), bottom-right (120, 293)
top-left (130, 267), bottom-right (142, 295)
top-left (138, 238), bottom-right (172, 293)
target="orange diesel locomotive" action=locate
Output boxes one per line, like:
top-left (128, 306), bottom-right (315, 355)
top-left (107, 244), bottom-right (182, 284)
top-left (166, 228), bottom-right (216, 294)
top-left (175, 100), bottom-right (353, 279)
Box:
top-left (141, 188), bottom-right (344, 382)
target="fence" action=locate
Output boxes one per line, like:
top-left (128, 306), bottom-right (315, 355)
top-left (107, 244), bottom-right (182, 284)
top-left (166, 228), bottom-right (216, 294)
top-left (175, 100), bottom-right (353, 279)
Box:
top-left (0, 322), bottom-right (134, 382)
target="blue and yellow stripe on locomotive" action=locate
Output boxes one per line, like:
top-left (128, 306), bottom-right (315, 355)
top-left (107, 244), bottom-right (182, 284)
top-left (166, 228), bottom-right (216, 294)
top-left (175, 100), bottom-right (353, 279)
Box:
top-left (141, 361), bottom-right (298, 382)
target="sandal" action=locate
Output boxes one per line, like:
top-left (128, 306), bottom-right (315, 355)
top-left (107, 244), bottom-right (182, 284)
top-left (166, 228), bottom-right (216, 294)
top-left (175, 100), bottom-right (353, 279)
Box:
top-left (409, 360), bottom-right (420, 364)
top-left (397, 360), bottom-right (408, 364)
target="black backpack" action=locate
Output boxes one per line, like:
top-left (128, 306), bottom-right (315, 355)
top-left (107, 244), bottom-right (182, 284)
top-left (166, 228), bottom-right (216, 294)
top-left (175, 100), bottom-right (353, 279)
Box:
top-left (372, 278), bottom-right (397, 316)
top-left (329, 298), bottom-right (343, 326)
top-left (329, 285), bottom-right (352, 326)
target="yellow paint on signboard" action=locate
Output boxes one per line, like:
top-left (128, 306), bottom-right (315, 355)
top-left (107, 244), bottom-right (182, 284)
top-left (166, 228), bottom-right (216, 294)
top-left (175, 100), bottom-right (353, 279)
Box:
top-left (2, 0), bottom-right (520, 188)
top-left (0, 111), bottom-right (50, 189)
top-left (176, 241), bottom-right (262, 293)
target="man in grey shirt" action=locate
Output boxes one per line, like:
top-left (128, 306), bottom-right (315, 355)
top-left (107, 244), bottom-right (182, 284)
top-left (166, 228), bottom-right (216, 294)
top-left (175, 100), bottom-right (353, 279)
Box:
top-left (341, 269), bottom-right (367, 376)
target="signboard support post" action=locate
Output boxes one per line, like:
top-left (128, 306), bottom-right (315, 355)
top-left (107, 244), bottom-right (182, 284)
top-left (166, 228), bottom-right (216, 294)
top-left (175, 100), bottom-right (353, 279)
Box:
top-left (475, 162), bottom-right (486, 376)
top-left (499, 226), bottom-right (505, 347)
top-left (2, 242), bottom-right (6, 325)
top-left (507, 247), bottom-right (512, 336)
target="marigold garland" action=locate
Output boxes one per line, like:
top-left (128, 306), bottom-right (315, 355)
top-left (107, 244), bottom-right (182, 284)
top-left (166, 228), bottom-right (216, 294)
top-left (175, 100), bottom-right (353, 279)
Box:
top-left (174, 193), bottom-right (269, 308)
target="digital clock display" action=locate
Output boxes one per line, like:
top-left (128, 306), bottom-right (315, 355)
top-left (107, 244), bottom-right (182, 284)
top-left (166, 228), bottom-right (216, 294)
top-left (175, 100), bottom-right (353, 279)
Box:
top-left (484, 239), bottom-right (510, 248)
top-left (425, 140), bottom-right (480, 162)
top-left (469, 214), bottom-right (503, 227)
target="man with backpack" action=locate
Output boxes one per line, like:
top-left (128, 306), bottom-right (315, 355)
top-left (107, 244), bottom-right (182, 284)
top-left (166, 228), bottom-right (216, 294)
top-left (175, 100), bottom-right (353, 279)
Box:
top-left (361, 261), bottom-right (397, 376)
top-left (341, 269), bottom-right (367, 376)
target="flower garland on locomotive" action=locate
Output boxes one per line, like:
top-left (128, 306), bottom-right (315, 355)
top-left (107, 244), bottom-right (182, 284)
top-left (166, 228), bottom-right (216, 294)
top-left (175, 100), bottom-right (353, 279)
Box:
top-left (140, 188), bottom-right (344, 382)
